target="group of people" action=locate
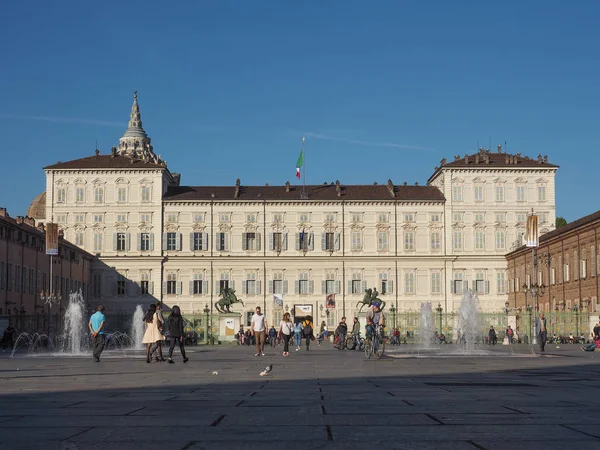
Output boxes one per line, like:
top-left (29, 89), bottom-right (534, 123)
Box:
top-left (86, 303), bottom-right (189, 364)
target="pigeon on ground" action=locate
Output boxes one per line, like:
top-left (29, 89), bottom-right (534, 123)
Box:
top-left (212, 371), bottom-right (219, 375)
top-left (259, 364), bottom-right (273, 376)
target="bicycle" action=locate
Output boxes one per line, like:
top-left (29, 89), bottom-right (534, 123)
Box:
top-left (345, 333), bottom-right (365, 351)
top-left (364, 325), bottom-right (385, 359)
top-left (333, 333), bottom-right (347, 350)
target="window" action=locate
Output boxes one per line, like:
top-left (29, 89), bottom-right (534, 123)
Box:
top-left (430, 214), bottom-right (441, 223)
top-left (475, 231), bottom-right (485, 250)
top-left (94, 186), bottom-right (104, 203)
top-left (117, 187), bottom-right (127, 203)
top-left (351, 214), bottom-right (362, 223)
top-left (453, 231), bottom-right (463, 250)
top-left (166, 232), bottom-right (179, 251)
top-left (404, 272), bottom-right (415, 294)
top-left (7, 263), bottom-right (12, 291)
top-left (453, 272), bottom-right (465, 293)
top-left (166, 273), bottom-right (177, 295)
top-left (219, 273), bottom-right (230, 294)
top-left (271, 232), bottom-right (285, 252)
top-left (452, 186), bottom-right (463, 202)
top-left (140, 273), bottom-right (151, 295)
top-left (474, 271), bottom-right (486, 294)
top-left (581, 250), bottom-right (587, 279)
top-left (92, 273), bottom-right (101, 297)
top-left (516, 186), bottom-right (526, 202)
top-left (475, 213), bottom-right (485, 223)
top-left (297, 231), bottom-right (313, 251)
top-left (350, 273), bottom-right (362, 294)
top-left (216, 232), bottom-right (228, 251)
top-left (564, 259), bottom-right (570, 282)
top-left (191, 232), bottom-right (206, 251)
top-left (430, 232), bottom-right (440, 250)
top-left (551, 267), bottom-right (556, 285)
top-left (299, 214), bottom-right (309, 223)
top-left (29, 268), bottom-right (34, 294)
top-left (351, 231), bottom-right (362, 251)
top-left (298, 272), bottom-right (311, 294)
top-left (324, 272), bottom-right (337, 294)
top-left (219, 214), bottom-right (230, 223)
top-left (242, 232), bottom-right (259, 251)
top-left (75, 231), bottom-right (84, 247)
top-left (539, 212), bottom-right (549, 224)
top-left (141, 186), bottom-right (151, 202)
top-left (379, 273), bottom-right (393, 294)
top-left (116, 214), bottom-right (127, 223)
top-left (273, 214), bottom-right (283, 224)
top-left (325, 214), bottom-right (335, 223)
top-left (431, 272), bottom-right (441, 294)
top-left (246, 214), bottom-right (256, 223)
top-left (516, 213), bottom-right (527, 223)
top-left (193, 214), bottom-right (204, 223)
top-left (93, 233), bottom-right (103, 252)
top-left (495, 213), bottom-right (506, 223)
top-left (192, 273), bottom-right (206, 295)
top-left (495, 231), bottom-right (505, 250)
top-left (497, 272), bottom-right (506, 294)
top-left (117, 273), bottom-right (126, 296)
top-left (404, 214), bottom-right (414, 223)
top-left (452, 212), bottom-right (464, 222)
top-left (56, 187), bottom-right (66, 203)
top-left (378, 231), bottom-right (389, 251)
top-left (167, 214), bottom-right (178, 223)
top-left (378, 214), bottom-right (388, 223)
top-left (75, 214), bottom-right (85, 224)
top-left (140, 213), bottom-right (151, 224)
top-left (323, 232), bottom-right (337, 251)
top-left (93, 214), bottom-right (103, 223)
top-left (495, 185), bottom-right (505, 202)
top-left (75, 187), bottom-right (84, 203)
top-left (538, 185), bottom-right (547, 202)
top-left (473, 186), bottom-right (484, 202)
top-left (116, 233), bottom-right (127, 251)
top-left (56, 214), bottom-right (67, 224)
top-left (140, 233), bottom-right (152, 251)
top-left (403, 231), bottom-right (413, 251)
top-left (0, 261), bottom-right (4, 290)
top-left (271, 272), bottom-right (286, 295)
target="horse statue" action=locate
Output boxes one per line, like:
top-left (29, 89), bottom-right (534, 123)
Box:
top-left (215, 287), bottom-right (244, 313)
top-left (356, 287), bottom-right (385, 313)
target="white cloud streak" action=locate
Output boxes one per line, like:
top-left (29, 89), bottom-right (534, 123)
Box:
top-left (0, 114), bottom-right (122, 127)
top-left (304, 132), bottom-right (433, 151)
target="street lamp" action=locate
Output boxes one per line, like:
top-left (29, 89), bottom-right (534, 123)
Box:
top-left (573, 302), bottom-right (580, 338)
top-left (319, 304), bottom-right (323, 323)
top-left (522, 281), bottom-right (545, 345)
top-left (40, 290), bottom-right (62, 347)
top-left (389, 305), bottom-right (397, 330)
top-left (203, 303), bottom-right (210, 345)
top-left (435, 303), bottom-right (443, 334)
top-left (525, 305), bottom-right (533, 344)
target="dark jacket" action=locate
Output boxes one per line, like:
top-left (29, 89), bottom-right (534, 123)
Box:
top-left (168, 315), bottom-right (184, 337)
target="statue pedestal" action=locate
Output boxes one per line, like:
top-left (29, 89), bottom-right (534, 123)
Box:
top-left (218, 312), bottom-right (241, 342)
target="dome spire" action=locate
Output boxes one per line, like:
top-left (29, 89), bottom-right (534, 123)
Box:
top-left (118, 91), bottom-right (160, 164)
top-left (122, 90), bottom-right (147, 139)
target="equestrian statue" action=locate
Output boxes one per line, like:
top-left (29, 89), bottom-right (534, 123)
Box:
top-left (356, 287), bottom-right (385, 313)
top-left (215, 287), bottom-right (244, 313)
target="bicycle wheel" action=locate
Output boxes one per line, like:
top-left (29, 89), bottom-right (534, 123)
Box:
top-left (346, 336), bottom-right (356, 350)
top-left (337, 337), bottom-right (347, 350)
top-left (358, 337), bottom-right (365, 351)
top-left (374, 335), bottom-right (385, 359)
top-left (364, 338), bottom-right (372, 358)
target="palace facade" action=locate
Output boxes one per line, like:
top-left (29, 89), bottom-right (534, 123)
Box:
top-left (28, 93), bottom-right (558, 328)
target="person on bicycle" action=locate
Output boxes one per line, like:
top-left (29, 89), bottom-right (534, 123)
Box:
top-left (366, 302), bottom-right (385, 336)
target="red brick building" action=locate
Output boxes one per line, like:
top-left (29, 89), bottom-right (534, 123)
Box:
top-left (506, 210), bottom-right (600, 313)
top-left (0, 208), bottom-right (93, 318)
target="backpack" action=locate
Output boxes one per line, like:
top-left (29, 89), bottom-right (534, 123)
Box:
top-left (294, 322), bottom-right (303, 334)
top-left (302, 322), bottom-right (312, 336)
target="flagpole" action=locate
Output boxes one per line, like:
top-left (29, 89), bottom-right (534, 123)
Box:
top-left (301, 136), bottom-right (306, 199)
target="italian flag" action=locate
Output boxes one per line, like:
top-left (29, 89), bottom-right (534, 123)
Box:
top-left (296, 149), bottom-right (304, 179)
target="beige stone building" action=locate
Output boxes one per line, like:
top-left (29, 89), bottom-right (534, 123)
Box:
top-left (28, 93), bottom-right (558, 329)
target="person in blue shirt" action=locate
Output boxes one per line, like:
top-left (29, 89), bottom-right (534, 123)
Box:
top-left (88, 305), bottom-right (106, 362)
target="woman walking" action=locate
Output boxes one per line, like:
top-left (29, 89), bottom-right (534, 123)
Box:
top-left (167, 305), bottom-right (189, 363)
top-left (294, 321), bottom-right (303, 351)
top-left (278, 312), bottom-right (293, 356)
top-left (142, 304), bottom-right (165, 363)
top-left (302, 316), bottom-right (314, 351)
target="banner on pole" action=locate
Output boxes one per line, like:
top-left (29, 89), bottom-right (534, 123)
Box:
top-left (326, 293), bottom-right (336, 309)
top-left (46, 222), bottom-right (59, 255)
top-left (273, 294), bottom-right (283, 311)
top-left (525, 214), bottom-right (539, 248)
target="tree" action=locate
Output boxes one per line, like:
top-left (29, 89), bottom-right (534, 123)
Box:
top-left (555, 217), bottom-right (567, 228)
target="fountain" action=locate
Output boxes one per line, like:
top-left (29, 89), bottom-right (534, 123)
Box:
top-left (419, 302), bottom-right (436, 349)
top-left (10, 333), bottom-right (50, 358)
top-left (131, 305), bottom-right (144, 350)
top-left (455, 290), bottom-right (481, 353)
top-left (61, 290), bottom-right (87, 355)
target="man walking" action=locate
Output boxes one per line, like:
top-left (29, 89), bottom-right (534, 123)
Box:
top-left (88, 305), bottom-right (106, 362)
top-left (536, 312), bottom-right (547, 352)
top-left (251, 306), bottom-right (267, 356)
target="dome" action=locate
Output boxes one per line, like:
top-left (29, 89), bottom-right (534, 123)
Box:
top-left (27, 191), bottom-right (46, 220)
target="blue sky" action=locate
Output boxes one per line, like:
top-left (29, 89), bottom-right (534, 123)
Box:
top-left (1, 1), bottom-right (598, 222)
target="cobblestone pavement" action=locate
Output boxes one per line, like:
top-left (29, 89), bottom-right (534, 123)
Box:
top-left (1, 343), bottom-right (600, 449)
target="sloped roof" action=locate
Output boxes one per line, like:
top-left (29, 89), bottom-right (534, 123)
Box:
top-left (163, 183), bottom-right (445, 202)
top-left (44, 154), bottom-right (165, 170)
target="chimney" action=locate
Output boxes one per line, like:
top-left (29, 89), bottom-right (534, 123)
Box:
top-left (475, 154), bottom-right (480, 164)
top-left (24, 216), bottom-right (35, 227)
top-left (111, 146), bottom-right (117, 157)
top-left (415, 181), bottom-right (419, 186)
top-left (0, 207), bottom-right (6, 217)
top-left (16, 216), bottom-right (24, 224)
top-left (95, 149), bottom-right (100, 156)
top-left (543, 155), bottom-right (548, 163)
top-left (234, 178), bottom-right (241, 198)
top-left (505, 155), bottom-right (509, 164)
top-left (387, 179), bottom-right (395, 198)
top-left (335, 180), bottom-right (341, 197)
top-left (285, 181), bottom-right (291, 192)
top-left (464, 154), bottom-right (469, 164)
top-left (537, 154), bottom-right (543, 164)
top-left (440, 158), bottom-right (447, 166)
top-left (497, 144), bottom-right (502, 153)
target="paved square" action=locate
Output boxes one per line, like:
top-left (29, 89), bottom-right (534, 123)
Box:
top-left (1, 344), bottom-right (600, 449)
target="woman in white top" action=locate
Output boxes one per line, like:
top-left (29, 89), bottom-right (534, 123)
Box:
top-left (278, 312), bottom-right (294, 356)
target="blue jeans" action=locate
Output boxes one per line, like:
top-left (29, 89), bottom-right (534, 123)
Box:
top-left (294, 333), bottom-right (302, 349)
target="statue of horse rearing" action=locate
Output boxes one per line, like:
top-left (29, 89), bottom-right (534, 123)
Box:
top-left (356, 287), bottom-right (385, 313)
top-left (215, 287), bottom-right (244, 313)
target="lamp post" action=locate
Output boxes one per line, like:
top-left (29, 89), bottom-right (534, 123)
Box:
top-left (525, 305), bottom-right (533, 344)
top-left (40, 290), bottom-right (62, 347)
top-left (522, 280), bottom-right (545, 345)
top-left (553, 306), bottom-right (558, 337)
top-left (203, 303), bottom-right (210, 345)
top-left (389, 305), bottom-right (397, 330)
top-left (435, 303), bottom-right (443, 334)
top-left (574, 302), bottom-right (580, 338)
top-left (319, 304), bottom-right (323, 324)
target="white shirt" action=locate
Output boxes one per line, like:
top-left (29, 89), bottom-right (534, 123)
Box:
top-left (280, 320), bottom-right (293, 335)
top-left (251, 313), bottom-right (266, 332)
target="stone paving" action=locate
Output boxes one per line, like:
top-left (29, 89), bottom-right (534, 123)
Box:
top-left (1, 342), bottom-right (600, 449)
